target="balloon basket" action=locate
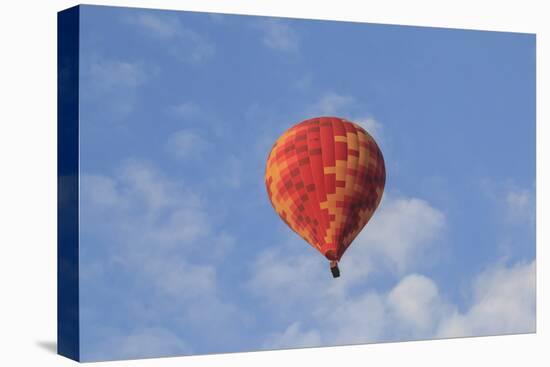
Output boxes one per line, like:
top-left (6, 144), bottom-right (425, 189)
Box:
top-left (330, 264), bottom-right (340, 278)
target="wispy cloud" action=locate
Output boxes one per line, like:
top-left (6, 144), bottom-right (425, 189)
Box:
top-left (123, 12), bottom-right (215, 63)
top-left (505, 188), bottom-right (535, 225)
top-left (306, 92), bottom-right (383, 141)
top-left (246, 244), bottom-right (326, 310)
top-left (82, 57), bottom-right (151, 122)
top-left (89, 59), bottom-right (148, 90)
top-left (164, 129), bottom-right (209, 160)
top-left (263, 322), bottom-right (322, 349)
top-left (480, 180), bottom-right (536, 236)
top-left (82, 159), bottom-right (208, 248)
top-left (164, 104), bottom-right (246, 189)
top-left (80, 159), bottom-right (244, 359)
top-left (256, 257), bottom-right (535, 348)
top-left (308, 92), bottom-right (355, 115)
top-left (353, 116), bottom-right (383, 141)
top-left (247, 194), bottom-right (447, 311)
top-left (168, 101), bottom-right (202, 120)
top-left (126, 13), bottom-right (180, 37)
top-left (437, 260), bottom-right (536, 337)
top-left (247, 188), bottom-right (534, 348)
top-left (166, 101), bottom-right (220, 133)
top-left (350, 195), bottom-right (446, 276)
top-left (207, 154), bottom-right (243, 189)
top-left (387, 274), bottom-right (450, 335)
top-left (87, 327), bottom-right (192, 361)
top-left (258, 19), bottom-right (299, 53)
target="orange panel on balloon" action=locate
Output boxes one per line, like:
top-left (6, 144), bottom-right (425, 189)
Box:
top-left (265, 116), bottom-right (386, 261)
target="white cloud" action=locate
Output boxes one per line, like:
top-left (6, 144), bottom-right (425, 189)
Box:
top-left (80, 174), bottom-right (123, 211)
top-left (206, 154), bottom-right (243, 189)
top-left (165, 129), bottom-right (209, 160)
top-left (505, 188), bottom-right (535, 225)
top-left (123, 13), bottom-right (215, 63)
top-left (246, 247), bottom-right (326, 310)
top-left (248, 187), bottom-right (534, 348)
top-left (126, 13), bottom-right (181, 37)
top-left (80, 159), bottom-right (244, 357)
top-left (263, 322), bottom-right (322, 349)
top-left (247, 195), bottom-right (446, 302)
top-left (248, 194), bottom-right (446, 346)
top-left (305, 92), bottom-right (383, 141)
top-left (308, 92), bottom-right (355, 115)
top-left (318, 274), bottom-right (448, 343)
top-left (143, 257), bottom-right (216, 300)
top-left (259, 19), bottom-right (299, 53)
top-left (260, 260), bottom-right (535, 348)
top-left (169, 101), bottom-right (202, 120)
top-left (480, 180), bottom-right (535, 225)
top-left (118, 160), bottom-right (195, 209)
top-left (82, 58), bottom-right (151, 121)
top-left (81, 159), bottom-right (212, 251)
top-left (387, 274), bottom-right (447, 334)
top-left (438, 260), bottom-right (536, 338)
top-left (477, 181), bottom-right (535, 258)
top-left (89, 59), bottom-right (148, 90)
top-left (506, 190), bottom-right (530, 211)
top-left (353, 116), bottom-right (383, 141)
top-left (350, 196), bottom-right (446, 275)
top-left (321, 291), bottom-right (389, 344)
top-left (91, 327), bottom-right (192, 361)
top-left (280, 195), bottom-right (446, 286)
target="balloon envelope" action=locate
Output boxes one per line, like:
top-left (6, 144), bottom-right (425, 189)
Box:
top-left (265, 116), bottom-right (386, 261)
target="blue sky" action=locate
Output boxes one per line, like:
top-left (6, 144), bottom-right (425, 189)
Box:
top-left (76, 5), bottom-right (536, 361)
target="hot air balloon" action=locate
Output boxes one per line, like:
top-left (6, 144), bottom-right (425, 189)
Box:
top-left (265, 116), bottom-right (386, 278)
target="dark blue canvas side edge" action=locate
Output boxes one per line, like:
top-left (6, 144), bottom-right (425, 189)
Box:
top-left (57, 5), bottom-right (80, 362)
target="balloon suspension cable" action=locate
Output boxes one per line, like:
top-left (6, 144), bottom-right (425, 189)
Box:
top-left (330, 260), bottom-right (340, 278)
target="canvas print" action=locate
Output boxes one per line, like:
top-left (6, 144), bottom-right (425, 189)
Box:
top-left (57, 4), bottom-right (536, 362)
